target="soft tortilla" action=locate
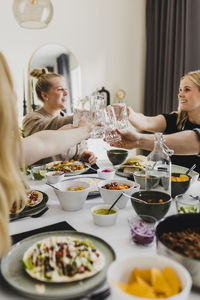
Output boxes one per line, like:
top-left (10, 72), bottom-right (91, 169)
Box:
top-left (23, 236), bottom-right (105, 283)
top-left (26, 190), bottom-right (43, 207)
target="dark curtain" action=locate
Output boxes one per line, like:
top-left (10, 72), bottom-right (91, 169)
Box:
top-left (57, 54), bottom-right (73, 113)
top-left (144, 0), bottom-right (200, 116)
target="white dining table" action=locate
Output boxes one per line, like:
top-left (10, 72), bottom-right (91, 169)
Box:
top-left (1, 159), bottom-right (200, 300)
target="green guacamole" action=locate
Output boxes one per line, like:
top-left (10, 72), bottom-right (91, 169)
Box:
top-left (93, 209), bottom-right (116, 215)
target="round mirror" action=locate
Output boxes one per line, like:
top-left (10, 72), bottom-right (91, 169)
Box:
top-left (28, 44), bottom-right (82, 114)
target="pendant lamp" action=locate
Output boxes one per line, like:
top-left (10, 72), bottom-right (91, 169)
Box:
top-left (13, 0), bottom-right (54, 29)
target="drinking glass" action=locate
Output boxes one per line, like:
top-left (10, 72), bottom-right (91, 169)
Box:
top-left (111, 103), bottom-right (129, 130)
top-left (73, 96), bottom-right (91, 127)
top-left (90, 94), bottom-right (106, 139)
top-left (104, 106), bottom-right (121, 143)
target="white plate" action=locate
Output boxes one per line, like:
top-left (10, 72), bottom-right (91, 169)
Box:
top-left (46, 160), bottom-right (89, 176)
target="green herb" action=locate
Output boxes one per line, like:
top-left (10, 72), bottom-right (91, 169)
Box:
top-left (177, 205), bottom-right (198, 214)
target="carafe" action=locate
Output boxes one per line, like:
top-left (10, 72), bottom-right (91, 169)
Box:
top-left (145, 132), bottom-right (173, 195)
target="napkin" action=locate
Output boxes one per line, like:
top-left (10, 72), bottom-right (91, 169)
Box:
top-left (11, 221), bottom-right (75, 245)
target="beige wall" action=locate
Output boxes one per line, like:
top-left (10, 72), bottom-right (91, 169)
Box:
top-left (0, 0), bottom-right (146, 125)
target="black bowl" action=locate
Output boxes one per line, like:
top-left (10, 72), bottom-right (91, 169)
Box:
top-left (171, 172), bottom-right (192, 198)
top-left (107, 149), bottom-right (128, 165)
top-left (156, 213), bottom-right (200, 287)
top-left (131, 190), bottom-right (172, 220)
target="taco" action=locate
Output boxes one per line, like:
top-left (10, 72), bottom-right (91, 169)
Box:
top-left (23, 236), bottom-right (105, 282)
top-left (121, 155), bottom-right (146, 173)
top-left (26, 190), bottom-right (43, 207)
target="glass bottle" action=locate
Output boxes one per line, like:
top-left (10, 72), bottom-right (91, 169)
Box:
top-left (145, 132), bottom-right (173, 195)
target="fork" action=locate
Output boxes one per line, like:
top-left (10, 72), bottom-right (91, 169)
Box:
top-left (81, 288), bottom-right (110, 300)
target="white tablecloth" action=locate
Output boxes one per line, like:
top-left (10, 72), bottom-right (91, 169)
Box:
top-left (1, 162), bottom-right (200, 300)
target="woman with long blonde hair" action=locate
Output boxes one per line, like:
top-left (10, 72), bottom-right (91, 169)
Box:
top-left (0, 52), bottom-right (95, 258)
top-left (127, 71), bottom-right (200, 172)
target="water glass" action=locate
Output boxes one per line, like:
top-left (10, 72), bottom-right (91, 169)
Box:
top-left (111, 103), bottom-right (129, 130)
top-left (90, 94), bottom-right (106, 138)
top-left (73, 108), bottom-right (91, 127)
top-left (104, 106), bottom-right (121, 143)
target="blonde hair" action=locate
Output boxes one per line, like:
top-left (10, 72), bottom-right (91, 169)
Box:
top-left (30, 68), bottom-right (63, 102)
top-left (177, 70), bottom-right (200, 130)
top-left (0, 52), bottom-right (26, 257)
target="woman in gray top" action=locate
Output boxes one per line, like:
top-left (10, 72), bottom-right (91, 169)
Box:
top-left (23, 68), bottom-right (96, 165)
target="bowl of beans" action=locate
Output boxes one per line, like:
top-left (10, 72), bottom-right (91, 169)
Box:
top-left (98, 179), bottom-right (140, 209)
top-left (156, 213), bottom-right (200, 287)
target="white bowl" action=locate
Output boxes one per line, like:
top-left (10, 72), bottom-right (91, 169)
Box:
top-left (46, 171), bottom-right (64, 184)
top-left (54, 180), bottom-right (90, 211)
top-left (97, 168), bottom-right (115, 179)
top-left (107, 254), bottom-right (192, 300)
top-left (98, 179), bottom-right (140, 209)
top-left (91, 204), bottom-right (119, 226)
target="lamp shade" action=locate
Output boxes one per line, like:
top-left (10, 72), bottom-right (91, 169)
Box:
top-left (13, 0), bottom-right (53, 29)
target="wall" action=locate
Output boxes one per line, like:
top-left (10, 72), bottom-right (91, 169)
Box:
top-left (0, 0), bottom-right (146, 125)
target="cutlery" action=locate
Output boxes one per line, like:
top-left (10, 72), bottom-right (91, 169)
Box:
top-left (186, 164), bottom-right (196, 175)
top-left (31, 206), bottom-right (49, 218)
top-left (106, 193), bottom-right (124, 214)
top-left (46, 182), bottom-right (61, 190)
top-left (10, 206), bottom-right (49, 222)
top-left (82, 287), bottom-right (110, 300)
top-left (84, 163), bottom-right (99, 172)
top-left (122, 192), bottom-right (148, 204)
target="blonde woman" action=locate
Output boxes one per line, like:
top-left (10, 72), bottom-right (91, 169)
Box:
top-left (0, 52), bottom-right (95, 258)
top-left (127, 71), bottom-right (200, 172)
top-left (23, 69), bottom-right (96, 165)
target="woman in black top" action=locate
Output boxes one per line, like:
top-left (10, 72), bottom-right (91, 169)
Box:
top-left (127, 70), bottom-right (200, 173)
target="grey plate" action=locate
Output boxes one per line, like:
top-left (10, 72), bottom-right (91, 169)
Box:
top-left (1, 231), bottom-right (115, 300)
top-left (46, 161), bottom-right (89, 176)
top-left (116, 164), bottom-right (199, 182)
top-left (9, 191), bottom-right (48, 221)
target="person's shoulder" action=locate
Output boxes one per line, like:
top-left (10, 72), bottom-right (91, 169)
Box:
top-left (162, 111), bottom-right (178, 121)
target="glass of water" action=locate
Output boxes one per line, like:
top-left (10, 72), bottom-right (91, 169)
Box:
top-left (103, 106), bottom-right (121, 143)
top-left (111, 103), bottom-right (129, 130)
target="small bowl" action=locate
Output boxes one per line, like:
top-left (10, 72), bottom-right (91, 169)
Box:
top-left (131, 190), bottom-right (172, 220)
top-left (107, 254), bottom-right (192, 300)
top-left (175, 194), bottom-right (200, 214)
top-left (97, 168), bottom-right (115, 179)
top-left (156, 213), bottom-right (200, 287)
top-left (31, 165), bottom-right (46, 180)
top-left (54, 180), bottom-right (90, 211)
top-left (98, 179), bottom-right (140, 209)
top-left (133, 170), bottom-right (145, 189)
top-left (107, 149), bottom-right (128, 165)
top-left (128, 215), bottom-right (157, 245)
top-left (91, 204), bottom-right (119, 226)
top-left (171, 173), bottom-right (192, 198)
top-left (46, 171), bottom-right (64, 184)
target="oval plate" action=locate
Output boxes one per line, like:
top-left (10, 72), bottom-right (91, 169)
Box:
top-left (1, 231), bottom-right (115, 300)
top-left (46, 161), bottom-right (89, 176)
top-left (9, 191), bottom-right (48, 221)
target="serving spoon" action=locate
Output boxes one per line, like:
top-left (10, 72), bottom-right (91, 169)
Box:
top-left (46, 183), bottom-right (61, 191)
top-left (106, 192), bottom-right (147, 214)
top-left (185, 164), bottom-right (196, 175)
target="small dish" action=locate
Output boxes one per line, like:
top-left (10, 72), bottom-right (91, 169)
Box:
top-left (128, 215), bottom-right (157, 245)
top-left (97, 168), bottom-right (115, 179)
top-left (175, 194), bottom-right (199, 214)
top-left (46, 171), bottom-right (64, 184)
top-left (91, 204), bottom-right (119, 226)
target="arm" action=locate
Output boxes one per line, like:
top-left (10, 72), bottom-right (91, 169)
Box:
top-left (22, 120), bottom-right (94, 166)
top-left (127, 106), bottom-right (167, 132)
top-left (109, 129), bottom-right (200, 155)
top-left (23, 112), bottom-right (73, 137)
